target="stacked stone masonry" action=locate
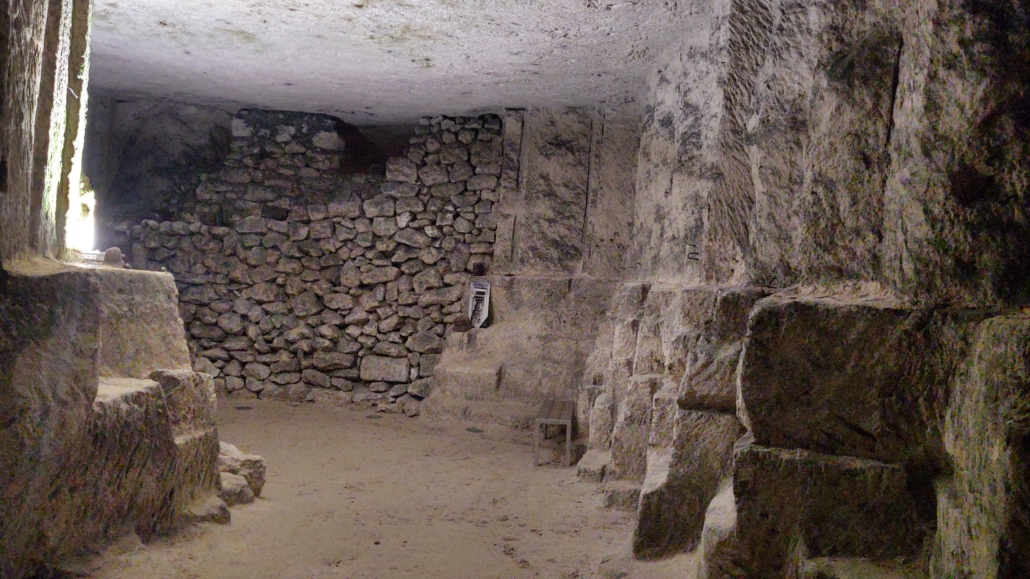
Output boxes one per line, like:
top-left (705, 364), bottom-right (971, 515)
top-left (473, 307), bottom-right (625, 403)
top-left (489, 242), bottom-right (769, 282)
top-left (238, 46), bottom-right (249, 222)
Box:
top-left (127, 110), bottom-right (506, 412)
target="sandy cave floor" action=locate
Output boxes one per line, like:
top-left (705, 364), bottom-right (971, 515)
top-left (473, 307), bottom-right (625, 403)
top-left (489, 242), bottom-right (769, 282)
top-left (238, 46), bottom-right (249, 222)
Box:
top-left (85, 401), bottom-right (696, 579)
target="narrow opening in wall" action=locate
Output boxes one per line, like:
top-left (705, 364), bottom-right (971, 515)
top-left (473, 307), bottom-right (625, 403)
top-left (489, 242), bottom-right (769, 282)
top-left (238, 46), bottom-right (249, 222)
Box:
top-left (66, 176), bottom-right (96, 252)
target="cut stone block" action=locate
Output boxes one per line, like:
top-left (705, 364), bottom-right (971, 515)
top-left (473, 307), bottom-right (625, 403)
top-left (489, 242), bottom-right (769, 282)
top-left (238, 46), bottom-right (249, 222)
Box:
top-left (697, 480), bottom-right (744, 579)
top-left (933, 315), bottom-right (1030, 579)
top-left (576, 384), bottom-right (601, 441)
top-left (634, 410), bottom-right (744, 559)
top-left (710, 288), bottom-right (771, 343)
top-left (360, 355), bottom-right (410, 383)
top-left (612, 318), bottom-right (641, 360)
top-left (149, 369), bottom-right (217, 437)
top-left (738, 296), bottom-right (917, 461)
top-left (95, 269), bottom-right (192, 379)
top-left (0, 264), bottom-right (221, 578)
top-left (89, 379), bottom-right (180, 538)
top-left (606, 283), bottom-right (650, 321)
top-left (733, 443), bottom-right (930, 578)
top-left (647, 378), bottom-right (679, 448)
top-left (679, 341), bottom-right (742, 413)
top-left (434, 361), bottom-right (502, 400)
top-left (633, 320), bottom-right (666, 375)
top-left (419, 397), bottom-right (537, 430)
top-left (605, 480), bottom-right (642, 512)
top-left (587, 386), bottom-right (616, 449)
top-left (576, 449), bottom-right (610, 483)
top-left (606, 358), bottom-right (633, 405)
top-left (609, 375), bottom-right (661, 481)
top-left (172, 427), bottom-right (221, 514)
top-left (800, 558), bottom-right (926, 579)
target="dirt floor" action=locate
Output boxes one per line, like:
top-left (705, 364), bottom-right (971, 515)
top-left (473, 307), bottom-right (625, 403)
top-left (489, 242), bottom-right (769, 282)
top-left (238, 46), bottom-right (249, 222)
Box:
top-left (84, 400), bottom-right (696, 579)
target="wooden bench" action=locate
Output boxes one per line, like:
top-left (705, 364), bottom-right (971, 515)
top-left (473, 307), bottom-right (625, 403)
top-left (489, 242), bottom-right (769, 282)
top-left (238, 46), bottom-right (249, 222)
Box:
top-left (534, 399), bottom-right (575, 467)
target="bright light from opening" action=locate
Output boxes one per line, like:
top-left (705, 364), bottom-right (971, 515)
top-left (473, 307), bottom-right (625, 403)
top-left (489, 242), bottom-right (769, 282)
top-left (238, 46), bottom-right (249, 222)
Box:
top-left (68, 177), bottom-right (96, 252)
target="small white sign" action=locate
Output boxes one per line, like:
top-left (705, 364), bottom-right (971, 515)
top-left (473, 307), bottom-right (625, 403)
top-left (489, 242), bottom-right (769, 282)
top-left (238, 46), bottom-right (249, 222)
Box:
top-left (469, 281), bottom-right (491, 329)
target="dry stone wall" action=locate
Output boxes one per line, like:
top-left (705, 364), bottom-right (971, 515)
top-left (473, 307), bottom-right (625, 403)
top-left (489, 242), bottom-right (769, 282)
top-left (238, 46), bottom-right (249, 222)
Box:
top-left (127, 110), bottom-right (504, 411)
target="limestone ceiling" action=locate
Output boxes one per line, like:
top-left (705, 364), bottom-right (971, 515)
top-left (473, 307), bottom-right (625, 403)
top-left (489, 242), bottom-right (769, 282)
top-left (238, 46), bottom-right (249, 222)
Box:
top-left (88, 0), bottom-right (693, 125)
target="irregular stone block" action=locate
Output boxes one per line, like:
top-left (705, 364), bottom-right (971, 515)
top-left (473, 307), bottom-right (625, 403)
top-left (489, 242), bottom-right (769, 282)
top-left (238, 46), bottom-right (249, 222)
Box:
top-left (419, 164), bottom-right (449, 186)
top-left (235, 216), bottom-right (267, 234)
top-left (386, 157), bottom-right (418, 183)
top-left (372, 342), bottom-right (407, 357)
top-left (327, 200), bottom-right (361, 218)
top-left (312, 131), bottom-right (344, 151)
top-left (323, 293), bottom-right (355, 310)
top-left (243, 282), bottom-right (279, 303)
top-left (181, 284), bottom-right (218, 304)
top-left (311, 350), bottom-right (356, 366)
top-left (418, 285), bottom-right (463, 306)
top-left (220, 473), bottom-right (255, 506)
top-left (218, 442), bottom-right (266, 498)
top-left (406, 331), bottom-right (444, 354)
top-left (403, 397), bottom-right (422, 417)
top-left (372, 217), bottom-right (399, 237)
top-left (363, 197), bottom-right (395, 218)
top-left (382, 182), bottom-right (420, 198)
top-left (419, 354), bottom-right (441, 377)
top-left (360, 356), bottom-right (410, 383)
top-left (467, 175), bottom-right (498, 190)
top-left (407, 377), bottom-right (436, 399)
top-left (395, 228), bottom-right (430, 248)
top-left (361, 266), bottom-right (400, 285)
top-left (290, 291), bottom-right (323, 317)
top-left (186, 496), bottom-right (230, 525)
top-left (302, 369), bottom-right (331, 388)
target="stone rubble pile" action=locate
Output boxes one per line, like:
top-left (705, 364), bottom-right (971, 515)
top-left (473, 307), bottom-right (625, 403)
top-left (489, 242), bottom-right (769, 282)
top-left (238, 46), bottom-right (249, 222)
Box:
top-left (127, 110), bottom-right (506, 413)
top-left (218, 442), bottom-right (266, 507)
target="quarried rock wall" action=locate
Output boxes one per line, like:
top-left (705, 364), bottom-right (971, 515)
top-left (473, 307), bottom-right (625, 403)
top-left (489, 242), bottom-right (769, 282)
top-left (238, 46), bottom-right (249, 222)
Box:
top-left (426, 106), bottom-right (640, 426)
top-left (631, 0), bottom-right (1030, 308)
top-left (581, 0), bottom-right (1030, 576)
top-left (0, 264), bottom-right (220, 579)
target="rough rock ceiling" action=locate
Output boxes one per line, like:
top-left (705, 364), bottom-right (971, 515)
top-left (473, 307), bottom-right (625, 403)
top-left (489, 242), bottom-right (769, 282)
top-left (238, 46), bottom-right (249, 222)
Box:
top-left (88, 0), bottom-right (692, 125)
